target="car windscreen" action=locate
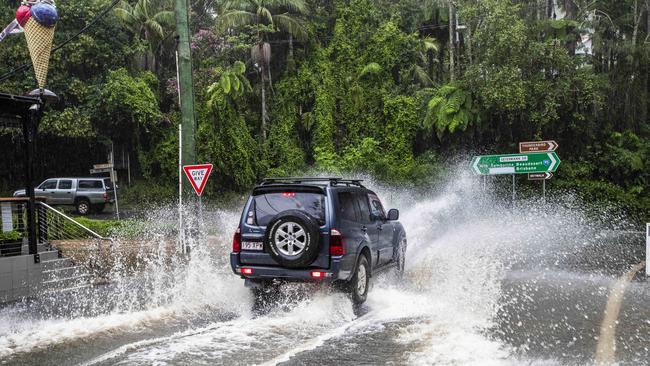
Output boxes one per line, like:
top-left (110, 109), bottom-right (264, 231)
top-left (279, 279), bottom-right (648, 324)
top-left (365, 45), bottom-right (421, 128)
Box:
top-left (253, 192), bottom-right (325, 227)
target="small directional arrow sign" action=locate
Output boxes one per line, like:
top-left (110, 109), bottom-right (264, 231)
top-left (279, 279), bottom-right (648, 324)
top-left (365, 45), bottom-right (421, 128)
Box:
top-left (183, 164), bottom-right (213, 196)
top-left (528, 172), bottom-right (553, 180)
top-left (519, 140), bottom-right (558, 153)
top-left (470, 152), bottom-right (561, 175)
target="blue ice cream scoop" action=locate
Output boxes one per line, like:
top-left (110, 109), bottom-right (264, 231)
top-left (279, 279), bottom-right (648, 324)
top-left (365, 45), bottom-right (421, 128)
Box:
top-left (30, 2), bottom-right (58, 27)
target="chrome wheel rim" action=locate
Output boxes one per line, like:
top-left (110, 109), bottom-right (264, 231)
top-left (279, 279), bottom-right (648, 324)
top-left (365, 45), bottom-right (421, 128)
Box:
top-left (274, 221), bottom-right (307, 256)
top-left (357, 263), bottom-right (367, 295)
top-left (78, 202), bottom-right (89, 214)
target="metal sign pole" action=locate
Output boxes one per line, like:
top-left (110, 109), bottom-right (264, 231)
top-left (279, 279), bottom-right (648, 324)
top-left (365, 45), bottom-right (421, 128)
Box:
top-left (543, 179), bottom-right (546, 203)
top-left (110, 141), bottom-right (120, 220)
top-left (24, 103), bottom-right (39, 257)
top-left (178, 124), bottom-right (184, 254)
top-left (512, 174), bottom-right (516, 203)
top-left (646, 223), bottom-right (649, 277)
top-left (199, 195), bottom-right (203, 239)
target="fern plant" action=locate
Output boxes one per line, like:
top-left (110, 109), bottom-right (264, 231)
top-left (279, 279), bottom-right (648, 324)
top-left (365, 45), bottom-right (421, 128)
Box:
top-left (206, 61), bottom-right (252, 109)
top-left (423, 84), bottom-right (476, 139)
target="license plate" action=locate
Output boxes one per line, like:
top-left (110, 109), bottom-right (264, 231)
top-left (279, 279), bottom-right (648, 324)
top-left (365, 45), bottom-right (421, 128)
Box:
top-left (242, 241), bottom-right (263, 251)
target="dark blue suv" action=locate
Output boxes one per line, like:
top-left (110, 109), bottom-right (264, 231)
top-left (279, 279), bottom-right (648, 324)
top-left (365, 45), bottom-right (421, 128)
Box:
top-left (230, 177), bottom-right (407, 304)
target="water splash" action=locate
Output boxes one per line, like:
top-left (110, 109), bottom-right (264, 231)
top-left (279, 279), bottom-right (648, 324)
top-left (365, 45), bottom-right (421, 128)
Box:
top-left (0, 167), bottom-right (646, 365)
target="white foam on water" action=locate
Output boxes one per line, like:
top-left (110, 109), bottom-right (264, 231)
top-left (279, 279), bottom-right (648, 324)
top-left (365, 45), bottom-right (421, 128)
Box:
top-left (94, 292), bottom-right (356, 365)
top-left (0, 208), bottom-right (250, 359)
top-left (0, 168), bottom-right (626, 364)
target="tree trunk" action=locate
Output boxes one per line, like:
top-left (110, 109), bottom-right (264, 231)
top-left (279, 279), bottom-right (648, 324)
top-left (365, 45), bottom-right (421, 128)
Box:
top-left (428, 49), bottom-right (435, 82)
top-left (466, 24), bottom-right (473, 66)
top-left (148, 51), bottom-right (156, 73)
top-left (631, 0), bottom-right (641, 47)
top-left (448, 0), bottom-right (455, 82)
top-left (261, 74), bottom-right (267, 140)
top-left (287, 34), bottom-right (295, 74)
top-left (627, 0), bottom-right (643, 129)
top-left (646, 0), bottom-right (650, 43)
top-left (564, 0), bottom-right (577, 55)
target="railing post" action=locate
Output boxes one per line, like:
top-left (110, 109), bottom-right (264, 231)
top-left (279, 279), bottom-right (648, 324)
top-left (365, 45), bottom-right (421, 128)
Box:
top-left (37, 202), bottom-right (48, 244)
top-left (16, 202), bottom-right (24, 235)
top-left (645, 223), bottom-right (650, 277)
top-left (23, 103), bottom-right (41, 259)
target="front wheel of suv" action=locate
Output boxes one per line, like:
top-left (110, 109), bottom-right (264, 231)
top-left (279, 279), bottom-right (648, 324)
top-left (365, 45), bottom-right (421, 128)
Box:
top-left (395, 237), bottom-right (407, 277)
top-left (348, 254), bottom-right (370, 304)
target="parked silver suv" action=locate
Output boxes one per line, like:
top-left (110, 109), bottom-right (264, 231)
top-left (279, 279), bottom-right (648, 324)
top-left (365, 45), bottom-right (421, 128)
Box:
top-left (13, 177), bottom-right (115, 215)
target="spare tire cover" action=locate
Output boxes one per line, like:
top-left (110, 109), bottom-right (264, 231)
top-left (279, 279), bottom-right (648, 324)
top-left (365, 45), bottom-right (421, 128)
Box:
top-left (264, 210), bottom-right (321, 268)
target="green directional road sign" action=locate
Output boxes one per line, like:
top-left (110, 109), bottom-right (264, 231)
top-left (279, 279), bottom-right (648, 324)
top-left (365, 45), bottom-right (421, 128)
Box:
top-left (470, 152), bottom-right (561, 175)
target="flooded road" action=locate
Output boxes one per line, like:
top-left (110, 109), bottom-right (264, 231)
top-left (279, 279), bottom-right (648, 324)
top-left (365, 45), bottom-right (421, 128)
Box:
top-left (0, 177), bottom-right (648, 365)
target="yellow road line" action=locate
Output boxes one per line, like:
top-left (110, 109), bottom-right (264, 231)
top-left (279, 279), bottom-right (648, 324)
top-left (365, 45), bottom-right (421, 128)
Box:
top-left (595, 261), bottom-right (645, 365)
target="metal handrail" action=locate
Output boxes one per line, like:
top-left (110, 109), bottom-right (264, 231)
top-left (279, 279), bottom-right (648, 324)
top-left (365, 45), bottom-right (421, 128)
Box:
top-left (36, 201), bottom-right (112, 242)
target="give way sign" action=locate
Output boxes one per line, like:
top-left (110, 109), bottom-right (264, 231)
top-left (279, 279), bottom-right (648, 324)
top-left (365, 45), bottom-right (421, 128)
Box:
top-left (183, 164), bottom-right (213, 196)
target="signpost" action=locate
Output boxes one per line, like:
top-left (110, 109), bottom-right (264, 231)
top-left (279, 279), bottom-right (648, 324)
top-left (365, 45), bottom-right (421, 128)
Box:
top-left (471, 144), bottom-right (561, 203)
top-left (89, 164), bottom-right (113, 175)
top-left (520, 141), bottom-right (559, 203)
top-left (519, 140), bottom-right (558, 153)
top-left (182, 163), bottom-right (213, 254)
top-left (470, 152), bottom-right (561, 175)
top-left (528, 172), bottom-right (553, 180)
top-left (182, 164), bottom-right (213, 196)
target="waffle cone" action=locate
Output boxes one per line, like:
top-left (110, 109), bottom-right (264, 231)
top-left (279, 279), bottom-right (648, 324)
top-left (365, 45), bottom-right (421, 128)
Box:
top-left (23, 18), bottom-right (55, 89)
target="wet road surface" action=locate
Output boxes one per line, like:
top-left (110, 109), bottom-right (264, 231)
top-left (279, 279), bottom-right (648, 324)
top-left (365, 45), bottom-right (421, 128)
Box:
top-left (1, 185), bottom-right (648, 366)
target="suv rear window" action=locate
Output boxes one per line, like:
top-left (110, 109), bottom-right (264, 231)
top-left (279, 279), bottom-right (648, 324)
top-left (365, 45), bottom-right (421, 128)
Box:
top-left (78, 180), bottom-right (104, 190)
top-left (253, 192), bottom-right (325, 226)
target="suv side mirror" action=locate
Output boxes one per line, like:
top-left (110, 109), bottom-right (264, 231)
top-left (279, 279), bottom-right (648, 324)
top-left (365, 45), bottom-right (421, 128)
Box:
top-left (387, 209), bottom-right (399, 221)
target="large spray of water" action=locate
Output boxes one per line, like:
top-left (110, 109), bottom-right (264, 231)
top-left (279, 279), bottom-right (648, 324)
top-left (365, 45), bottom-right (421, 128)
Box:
top-left (0, 168), bottom-right (646, 365)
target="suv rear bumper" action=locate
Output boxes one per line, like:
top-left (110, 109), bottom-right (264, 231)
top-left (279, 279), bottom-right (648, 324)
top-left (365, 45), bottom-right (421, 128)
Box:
top-left (230, 253), bottom-right (342, 282)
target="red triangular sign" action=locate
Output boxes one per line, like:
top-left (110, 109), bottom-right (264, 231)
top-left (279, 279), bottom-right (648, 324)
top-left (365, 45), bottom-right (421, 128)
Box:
top-left (183, 164), bottom-right (213, 196)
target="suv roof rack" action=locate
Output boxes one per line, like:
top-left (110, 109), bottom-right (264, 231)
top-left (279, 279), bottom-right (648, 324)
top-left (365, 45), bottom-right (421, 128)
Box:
top-left (261, 177), bottom-right (365, 188)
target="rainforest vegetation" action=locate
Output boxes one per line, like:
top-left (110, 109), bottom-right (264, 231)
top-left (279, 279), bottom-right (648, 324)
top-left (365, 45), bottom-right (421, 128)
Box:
top-left (0, 0), bottom-right (648, 219)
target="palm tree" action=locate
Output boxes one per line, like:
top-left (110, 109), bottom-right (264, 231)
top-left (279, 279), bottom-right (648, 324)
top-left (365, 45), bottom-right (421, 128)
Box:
top-left (114, 0), bottom-right (175, 72)
top-left (412, 36), bottom-right (439, 86)
top-left (217, 0), bottom-right (308, 140)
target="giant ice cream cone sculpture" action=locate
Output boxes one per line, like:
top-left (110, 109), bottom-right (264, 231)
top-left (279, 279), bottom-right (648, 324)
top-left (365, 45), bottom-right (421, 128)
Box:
top-left (20, 1), bottom-right (58, 89)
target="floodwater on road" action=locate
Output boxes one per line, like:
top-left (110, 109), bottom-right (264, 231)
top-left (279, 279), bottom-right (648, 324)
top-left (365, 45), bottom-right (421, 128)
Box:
top-left (0, 174), bottom-right (647, 366)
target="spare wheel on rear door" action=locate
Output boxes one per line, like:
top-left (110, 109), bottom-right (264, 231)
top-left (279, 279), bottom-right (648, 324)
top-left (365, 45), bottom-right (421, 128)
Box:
top-left (264, 210), bottom-right (321, 268)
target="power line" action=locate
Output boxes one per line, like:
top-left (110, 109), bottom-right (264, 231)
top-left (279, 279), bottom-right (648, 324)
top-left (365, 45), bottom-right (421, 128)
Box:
top-left (0, 0), bottom-right (121, 84)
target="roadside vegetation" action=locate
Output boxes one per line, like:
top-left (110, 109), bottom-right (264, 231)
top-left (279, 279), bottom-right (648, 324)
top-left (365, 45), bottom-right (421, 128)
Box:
top-left (0, 0), bottom-right (648, 221)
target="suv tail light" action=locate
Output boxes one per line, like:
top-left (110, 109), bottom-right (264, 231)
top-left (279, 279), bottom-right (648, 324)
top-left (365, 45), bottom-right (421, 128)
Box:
top-left (103, 192), bottom-right (108, 201)
top-left (232, 227), bottom-right (241, 253)
top-left (329, 229), bottom-right (345, 256)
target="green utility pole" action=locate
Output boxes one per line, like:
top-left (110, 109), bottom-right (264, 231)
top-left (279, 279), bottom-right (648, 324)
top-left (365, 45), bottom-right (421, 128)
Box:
top-left (175, 0), bottom-right (196, 195)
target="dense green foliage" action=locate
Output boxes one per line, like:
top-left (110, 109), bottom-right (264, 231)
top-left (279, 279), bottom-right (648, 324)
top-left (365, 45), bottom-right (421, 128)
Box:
top-left (0, 0), bottom-right (648, 219)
